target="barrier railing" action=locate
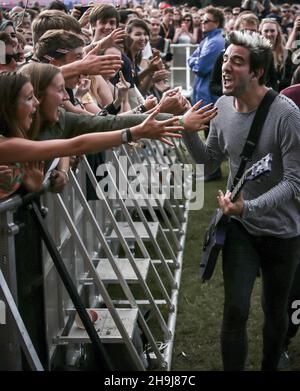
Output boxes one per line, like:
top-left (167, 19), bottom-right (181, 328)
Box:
top-left (170, 44), bottom-right (198, 99)
top-left (0, 139), bottom-right (192, 371)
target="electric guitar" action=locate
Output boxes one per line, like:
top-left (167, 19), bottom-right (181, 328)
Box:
top-left (200, 153), bottom-right (273, 282)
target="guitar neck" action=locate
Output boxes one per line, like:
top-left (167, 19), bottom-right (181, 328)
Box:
top-left (230, 171), bottom-right (247, 202)
top-left (215, 172), bottom-right (247, 225)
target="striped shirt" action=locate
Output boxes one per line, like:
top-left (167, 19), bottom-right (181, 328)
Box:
top-left (184, 93), bottom-right (300, 238)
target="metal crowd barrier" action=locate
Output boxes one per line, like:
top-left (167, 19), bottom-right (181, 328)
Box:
top-left (0, 140), bottom-right (192, 371)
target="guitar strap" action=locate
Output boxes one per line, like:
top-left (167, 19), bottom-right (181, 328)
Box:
top-left (231, 89), bottom-right (278, 190)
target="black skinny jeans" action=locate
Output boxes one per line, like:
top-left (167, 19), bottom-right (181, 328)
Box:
top-left (221, 219), bottom-right (300, 371)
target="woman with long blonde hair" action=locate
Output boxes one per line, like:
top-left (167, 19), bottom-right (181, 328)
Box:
top-left (259, 18), bottom-right (294, 91)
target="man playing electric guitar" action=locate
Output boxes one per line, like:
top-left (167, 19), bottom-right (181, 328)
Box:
top-left (183, 31), bottom-right (300, 371)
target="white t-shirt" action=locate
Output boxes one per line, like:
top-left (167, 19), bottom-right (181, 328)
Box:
top-left (142, 41), bottom-right (153, 60)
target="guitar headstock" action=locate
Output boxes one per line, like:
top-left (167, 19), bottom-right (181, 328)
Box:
top-left (245, 153), bottom-right (272, 182)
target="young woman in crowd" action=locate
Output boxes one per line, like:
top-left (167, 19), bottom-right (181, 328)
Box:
top-left (0, 66), bottom-right (217, 175)
top-left (0, 70), bottom-right (186, 168)
top-left (96, 45), bottom-right (160, 114)
top-left (259, 18), bottom-right (294, 91)
top-left (0, 66), bottom-right (215, 367)
top-left (125, 18), bottom-right (165, 96)
top-left (173, 9), bottom-right (183, 29)
top-left (94, 45), bottom-right (132, 113)
top-left (173, 13), bottom-right (197, 44)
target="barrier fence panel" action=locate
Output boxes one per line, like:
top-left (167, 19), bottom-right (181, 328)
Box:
top-left (120, 144), bottom-right (182, 250)
top-left (82, 156), bottom-right (172, 335)
top-left (0, 137), bottom-right (192, 370)
top-left (136, 141), bottom-right (186, 224)
top-left (0, 199), bottom-right (44, 370)
top-left (0, 268), bottom-right (44, 371)
top-left (67, 169), bottom-right (164, 366)
top-left (170, 44), bottom-right (197, 99)
top-left (0, 202), bottom-right (22, 370)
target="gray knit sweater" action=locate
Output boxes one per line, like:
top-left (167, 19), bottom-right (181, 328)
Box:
top-left (183, 93), bottom-right (300, 238)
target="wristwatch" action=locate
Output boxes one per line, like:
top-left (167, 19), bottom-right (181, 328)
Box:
top-left (121, 128), bottom-right (133, 144)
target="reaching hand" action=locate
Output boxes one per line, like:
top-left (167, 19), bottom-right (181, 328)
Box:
top-left (0, 164), bottom-right (23, 199)
top-left (97, 28), bottom-right (126, 51)
top-left (143, 95), bottom-right (158, 111)
top-left (23, 161), bottom-right (45, 193)
top-left (152, 48), bottom-right (161, 58)
top-left (80, 45), bottom-right (123, 78)
top-left (0, 165), bottom-right (13, 184)
top-left (158, 90), bottom-right (188, 115)
top-left (75, 78), bottom-right (91, 99)
top-left (293, 16), bottom-right (300, 31)
top-left (50, 168), bottom-right (69, 193)
top-left (148, 55), bottom-right (164, 73)
top-left (78, 7), bottom-right (92, 27)
top-left (130, 108), bottom-right (183, 147)
top-left (182, 99), bottom-right (218, 131)
top-left (70, 7), bottom-right (82, 19)
top-left (116, 70), bottom-right (130, 101)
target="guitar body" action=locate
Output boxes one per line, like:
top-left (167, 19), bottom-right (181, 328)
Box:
top-left (200, 210), bottom-right (229, 282)
top-left (199, 153), bottom-right (272, 283)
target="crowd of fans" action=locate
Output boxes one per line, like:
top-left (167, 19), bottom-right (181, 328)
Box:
top-left (0, 0), bottom-right (220, 197)
top-left (1, 0), bottom-right (300, 192)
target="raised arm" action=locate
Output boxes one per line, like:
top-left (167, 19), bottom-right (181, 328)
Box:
top-left (0, 110), bottom-right (183, 164)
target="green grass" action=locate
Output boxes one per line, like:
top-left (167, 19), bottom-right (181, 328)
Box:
top-left (171, 162), bottom-right (300, 371)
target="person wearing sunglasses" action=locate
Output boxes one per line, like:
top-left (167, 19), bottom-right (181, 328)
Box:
top-left (173, 13), bottom-right (197, 44)
top-left (280, 4), bottom-right (294, 37)
top-left (187, 6), bottom-right (224, 182)
top-left (232, 7), bottom-right (241, 20)
top-left (188, 6), bottom-right (224, 106)
top-left (0, 32), bottom-right (19, 73)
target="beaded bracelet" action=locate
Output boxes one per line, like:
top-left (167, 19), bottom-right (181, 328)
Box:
top-left (179, 116), bottom-right (185, 127)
